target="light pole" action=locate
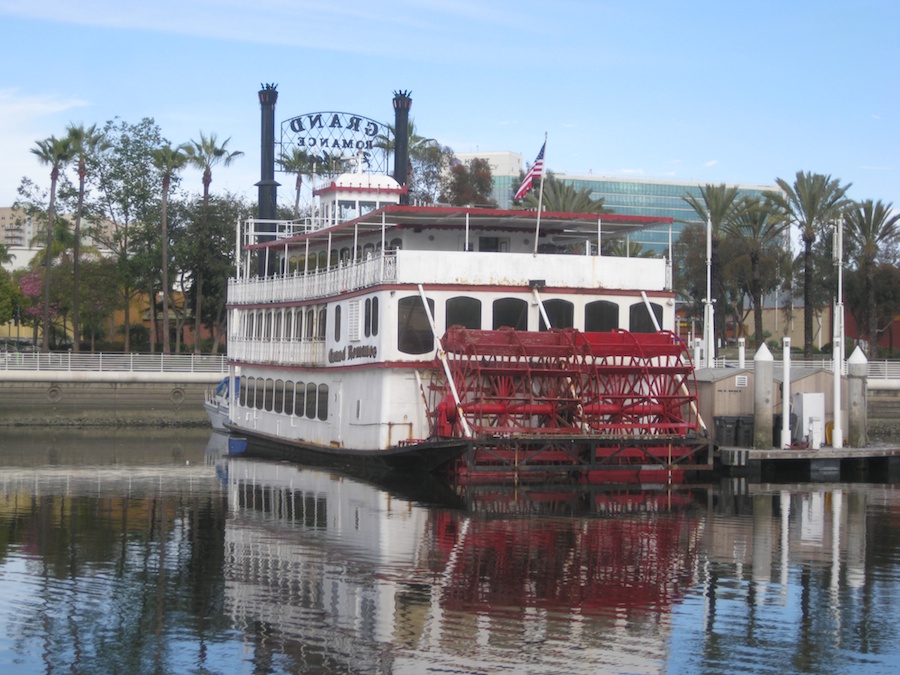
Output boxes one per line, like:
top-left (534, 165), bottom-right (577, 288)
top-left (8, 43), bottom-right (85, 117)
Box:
top-left (832, 217), bottom-right (844, 448)
top-left (704, 214), bottom-right (715, 368)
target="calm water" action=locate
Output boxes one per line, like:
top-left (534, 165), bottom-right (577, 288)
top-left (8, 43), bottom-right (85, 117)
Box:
top-left (1, 429), bottom-right (899, 674)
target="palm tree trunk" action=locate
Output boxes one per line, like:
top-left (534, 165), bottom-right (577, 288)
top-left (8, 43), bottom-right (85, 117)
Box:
top-left (752, 255), bottom-right (764, 347)
top-left (72, 175), bottom-right (85, 352)
top-left (803, 235), bottom-right (814, 357)
top-left (867, 260), bottom-right (878, 359)
top-left (42, 174), bottom-right (58, 353)
top-left (161, 187), bottom-right (171, 355)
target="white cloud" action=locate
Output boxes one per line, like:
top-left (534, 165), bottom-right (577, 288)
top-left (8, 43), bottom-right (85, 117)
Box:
top-left (0, 89), bottom-right (90, 205)
top-left (704, 159), bottom-right (719, 167)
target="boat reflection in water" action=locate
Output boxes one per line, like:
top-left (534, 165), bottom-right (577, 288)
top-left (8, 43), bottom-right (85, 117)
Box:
top-left (212, 436), bottom-right (704, 674)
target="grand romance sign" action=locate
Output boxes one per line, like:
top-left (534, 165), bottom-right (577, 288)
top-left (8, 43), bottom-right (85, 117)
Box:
top-left (280, 111), bottom-right (392, 175)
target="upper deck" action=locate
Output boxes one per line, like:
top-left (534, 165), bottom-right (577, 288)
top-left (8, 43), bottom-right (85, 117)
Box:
top-left (231, 198), bottom-right (676, 305)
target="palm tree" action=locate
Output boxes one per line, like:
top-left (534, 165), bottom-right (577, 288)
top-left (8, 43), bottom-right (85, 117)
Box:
top-left (520, 179), bottom-right (608, 213)
top-left (150, 144), bottom-right (187, 355)
top-left (844, 199), bottom-right (900, 358)
top-left (278, 148), bottom-right (316, 218)
top-left (31, 134), bottom-right (73, 352)
top-left (765, 172), bottom-right (852, 356)
top-left (682, 184), bottom-right (742, 346)
top-left (66, 123), bottom-right (109, 352)
top-left (181, 132), bottom-right (244, 353)
top-left (723, 197), bottom-right (788, 346)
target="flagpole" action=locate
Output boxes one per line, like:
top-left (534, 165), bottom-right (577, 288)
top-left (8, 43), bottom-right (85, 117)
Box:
top-left (533, 132), bottom-right (547, 256)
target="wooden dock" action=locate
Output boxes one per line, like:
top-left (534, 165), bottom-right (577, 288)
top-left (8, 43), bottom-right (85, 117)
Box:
top-left (719, 444), bottom-right (900, 482)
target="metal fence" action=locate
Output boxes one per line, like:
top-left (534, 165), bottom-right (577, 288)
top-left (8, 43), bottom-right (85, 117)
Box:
top-left (0, 352), bottom-right (228, 373)
top-left (707, 357), bottom-right (900, 380)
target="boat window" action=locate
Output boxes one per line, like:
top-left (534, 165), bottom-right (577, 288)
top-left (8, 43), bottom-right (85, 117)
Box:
top-left (294, 381), bottom-right (305, 417)
top-left (306, 382), bottom-right (317, 419)
top-left (239, 376), bottom-right (248, 407)
top-left (247, 313), bottom-right (254, 339)
top-left (317, 384), bottom-right (329, 421)
top-left (265, 312), bottom-right (273, 339)
top-left (334, 305), bottom-right (342, 341)
top-left (273, 379), bottom-right (285, 414)
top-left (447, 297), bottom-right (482, 330)
top-left (329, 249), bottom-right (339, 268)
top-left (359, 201), bottom-right (377, 217)
top-left (398, 296), bottom-right (435, 355)
top-left (317, 250), bottom-right (328, 269)
top-left (256, 311), bottom-right (264, 339)
top-left (493, 298), bottom-right (528, 330)
top-left (284, 310), bottom-right (293, 340)
top-left (585, 300), bottom-right (619, 332)
top-left (256, 378), bottom-right (265, 409)
top-left (629, 301), bottom-right (662, 333)
top-left (306, 308), bottom-right (315, 339)
top-left (479, 236), bottom-right (509, 252)
top-left (389, 237), bottom-right (402, 250)
top-left (539, 299), bottom-right (574, 331)
top-left (317, 307), bottom-right (327, 340)
top-left (365, 297), bottom-right (380, 337)
top-left (295, 309), bottom-right (303, 340)
top-left (340, 247), bottom-right (351, 264)
top-left (363, 243), bottom-right (375, 259)
top-left (274, 311), bottom-right (283, 340)
top-left (264, 378), bottom-right (274, 412)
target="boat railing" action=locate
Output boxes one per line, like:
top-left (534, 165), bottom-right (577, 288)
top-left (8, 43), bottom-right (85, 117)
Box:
top-left (227, 337), bottom-right (327, 366)
top-left (0, 351), bottom-right (228, 373)
top-left (230, 251), bottom-right (397, 305)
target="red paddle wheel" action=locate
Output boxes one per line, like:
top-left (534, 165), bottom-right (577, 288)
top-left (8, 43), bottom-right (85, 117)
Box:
top-left (429, 327), bottom-right (706, 481)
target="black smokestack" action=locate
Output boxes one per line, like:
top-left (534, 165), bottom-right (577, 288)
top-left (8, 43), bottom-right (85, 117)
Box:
top-left (256, 83), bottom-right (279, 275)
top-left (392, 90), bottom-right (412, 205)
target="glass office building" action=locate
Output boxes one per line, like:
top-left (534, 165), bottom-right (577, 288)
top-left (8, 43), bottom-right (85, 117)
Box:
top-left (455, 151), bottom-right (778, 254)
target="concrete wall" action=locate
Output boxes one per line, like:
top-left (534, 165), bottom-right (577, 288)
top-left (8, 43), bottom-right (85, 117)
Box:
top-left (0, 380), bottom-right (212, 426)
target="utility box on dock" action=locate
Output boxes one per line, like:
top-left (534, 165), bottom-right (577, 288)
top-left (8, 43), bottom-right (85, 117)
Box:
top-left (792, 392), bottom-right (825, 449)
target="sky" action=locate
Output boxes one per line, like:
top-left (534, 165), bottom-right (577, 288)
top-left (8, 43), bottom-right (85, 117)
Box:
top-left (1, 0), bottom-right (897, 215)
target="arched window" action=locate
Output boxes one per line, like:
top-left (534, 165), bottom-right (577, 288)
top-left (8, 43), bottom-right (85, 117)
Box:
top-left (247, 313), bottom-right (255, 339)
top-left (264, 378), bottom-right (274, 412)
top-left (273, 379), bottom-right (285, 414)
top-left (629, 301), bottom-right (662, 333)
top-left (294, 381), bottom-right (306, 417)
top-left (305, 382), bottom-right (318, 419)
top-left (274, 310), bottom-right (283, 340)
top-left (493, 298), bottom-right (528, 330)
top-left (334, 305), bottom-right (342, 341)
top-left (398, 296), bottom-right (434, 355)
top-left (539, 299), bottom-right (574, 331)
top-left (317, 384), bottom-right (329, 421)
top-left (239, 376), bottom-right (249, 407)
top-left (447, 297), bottom-right (482, 330)
top-left (585, 300), bottom-right (619, 332)
top-left (284, 310), bottom-right (293, 340)
top-left (365, 297), bottom-right (380, 337)
top-left (317, 307), bottom-right (327, 340)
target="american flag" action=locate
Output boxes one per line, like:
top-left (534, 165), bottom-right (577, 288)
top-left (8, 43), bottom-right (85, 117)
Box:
top-left (514, 141), bottom-right (545, 201)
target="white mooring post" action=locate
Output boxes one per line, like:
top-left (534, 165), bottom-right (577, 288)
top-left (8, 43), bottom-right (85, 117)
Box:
top-left (781, 338), bottom-right (791, 449)
top-left (754, 343), bottom-right (774, 448)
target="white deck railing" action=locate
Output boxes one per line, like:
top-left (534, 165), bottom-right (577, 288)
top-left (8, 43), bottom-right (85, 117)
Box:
top-left (226, 337), bottom-right (326, 366)
top-left (0, 352), bottom-right (227, 373)
top-left (230, 252), bottom-right (397, 305)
